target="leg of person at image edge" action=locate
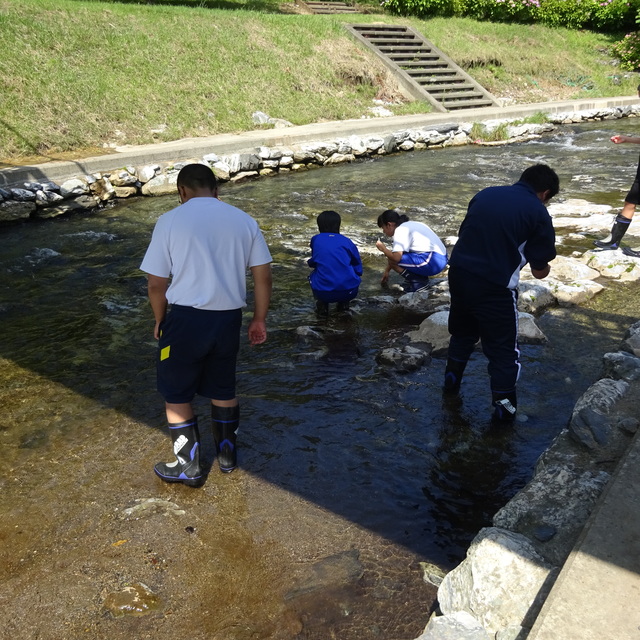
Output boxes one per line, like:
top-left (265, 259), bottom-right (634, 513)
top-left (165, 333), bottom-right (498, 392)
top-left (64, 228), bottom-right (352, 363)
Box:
top-left (154, 417), bottom-right (205, 487)
top-left (212, 403), bottom-right (240, 473)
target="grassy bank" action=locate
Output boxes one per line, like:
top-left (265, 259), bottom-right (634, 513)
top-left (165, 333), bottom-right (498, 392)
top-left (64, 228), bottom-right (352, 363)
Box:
top-left (0, 0), bottom-right (637, 165)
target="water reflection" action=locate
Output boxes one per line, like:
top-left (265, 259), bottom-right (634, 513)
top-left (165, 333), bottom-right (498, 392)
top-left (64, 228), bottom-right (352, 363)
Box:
top-left (2, 119), bottom-right (640, 636)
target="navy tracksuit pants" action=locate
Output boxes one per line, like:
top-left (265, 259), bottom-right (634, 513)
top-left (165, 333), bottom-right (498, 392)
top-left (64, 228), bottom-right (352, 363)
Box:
top-left (447, 266), bottom-right (520, 394)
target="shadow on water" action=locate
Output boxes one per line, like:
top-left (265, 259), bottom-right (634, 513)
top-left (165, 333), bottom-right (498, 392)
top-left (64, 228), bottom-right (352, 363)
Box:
top-left (1, 120), bottom-right (640, 636)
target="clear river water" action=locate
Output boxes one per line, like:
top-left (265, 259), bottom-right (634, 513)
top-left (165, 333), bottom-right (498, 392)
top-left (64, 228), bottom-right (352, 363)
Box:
top-left (2, 118), bottom-right (640, 639)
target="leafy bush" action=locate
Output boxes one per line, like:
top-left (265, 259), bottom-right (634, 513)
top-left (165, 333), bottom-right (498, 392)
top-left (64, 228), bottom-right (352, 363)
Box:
top-left (383, 0), bottom-right (638, 31)
top-left (382, 0), bottom-right (462, 17)
top-left (534, 0), bottom-right (593, 28)
top-left (611, 31), bottom-right (640, 71)
top-left (463, 0), bottom-right (538, 23)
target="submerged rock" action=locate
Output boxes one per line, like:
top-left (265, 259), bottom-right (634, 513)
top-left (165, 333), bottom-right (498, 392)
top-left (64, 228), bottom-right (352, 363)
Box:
top-left (102, 582), bottom-right (162, 618)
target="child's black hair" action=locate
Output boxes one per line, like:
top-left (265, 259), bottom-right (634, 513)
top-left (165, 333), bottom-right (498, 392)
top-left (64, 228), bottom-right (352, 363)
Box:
top-left (317, 210), bottom-right (341, 234)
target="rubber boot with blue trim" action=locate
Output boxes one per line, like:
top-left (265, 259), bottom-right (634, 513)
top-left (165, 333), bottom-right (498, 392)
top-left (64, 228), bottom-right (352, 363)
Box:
top-left (594, 213), bottom-right (631, 249)
top-left (212, 404), bottom-right (240, 473)
top-left (154, 417), bottom-right (205, 488)
top-left (443, 357), bottom-right (467, 395)
top-left (491, 390), bottom-right (518, 424)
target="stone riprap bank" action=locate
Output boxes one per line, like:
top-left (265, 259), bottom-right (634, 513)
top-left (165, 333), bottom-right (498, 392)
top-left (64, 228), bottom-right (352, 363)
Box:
top-left (1, 104), bottom-right (639, 225)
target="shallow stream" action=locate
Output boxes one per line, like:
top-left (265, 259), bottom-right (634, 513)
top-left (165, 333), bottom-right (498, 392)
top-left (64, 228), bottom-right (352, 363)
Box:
top-left (2, 119), bottom-right (640, 638)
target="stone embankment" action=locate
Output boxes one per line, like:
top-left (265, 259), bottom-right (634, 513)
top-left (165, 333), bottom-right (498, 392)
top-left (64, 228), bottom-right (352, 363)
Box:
top-left (1, 104), bottom-right (639, 225)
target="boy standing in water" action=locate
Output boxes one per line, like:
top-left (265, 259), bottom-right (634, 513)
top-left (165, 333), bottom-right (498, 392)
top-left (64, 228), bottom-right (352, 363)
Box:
top-left (308, 210), bottom-right (362, 314)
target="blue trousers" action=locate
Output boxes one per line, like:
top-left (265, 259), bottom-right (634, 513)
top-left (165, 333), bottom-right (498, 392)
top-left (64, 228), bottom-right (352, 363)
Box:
top-left (447, 267), bottom-right (520, 394)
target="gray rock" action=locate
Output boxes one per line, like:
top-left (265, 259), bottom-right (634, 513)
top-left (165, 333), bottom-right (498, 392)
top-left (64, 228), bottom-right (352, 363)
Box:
top-left (518, 281), bottom-right (557, 314)
top-left (140, 173), bottom-right (178, 196)
top-left (572, 378), bottom-right (629, 415)
top-left (417, 611), bottom-right (490, 640)
top-left (10, 188), bottom-right (36, 201)
top-left (602, 351), bottom-right (640, 382)
top-left (109, 170), bottom-right (138, 187)
top-left (620, 320), bottom-right (640, 356)
top-left (285, 550), bottom-right (363, 600)
top-left (137, 165), bottom-right (159, 183)
top-left (583, 250), bottom-right (640, 281)
top-left (377, 345), bottom-right (430, 372)
top-left (323, 153), bottom-right (355, 165)
top-left (33, 195), bottom-right (97, 219)
top-left (407, 310), bottom-right (451, 355)
top-left (518, 312), bottom-right (547, 343)
top-left (493, 465), bottom-right (610, 565)
top-left (0, 200), bottom-right (35, 222)
top-left (437, 527), bottom-right (557, 636)
top-left (59, 177), bottom-right (89, 197)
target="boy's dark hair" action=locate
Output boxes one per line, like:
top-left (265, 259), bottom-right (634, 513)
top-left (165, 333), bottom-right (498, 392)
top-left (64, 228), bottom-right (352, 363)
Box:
top-left (317, 210), bottom-right (341, 233)
top-left (377, 209), bottom-right (410, 228)
top-left (177, 163), bottom-right (218, 191)
top-left (519, 164), bottom-right (560, 199)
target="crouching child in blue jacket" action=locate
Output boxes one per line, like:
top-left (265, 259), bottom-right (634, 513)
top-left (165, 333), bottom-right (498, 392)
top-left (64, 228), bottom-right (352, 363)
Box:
top-left (308, 210), bottom-right (363, 314)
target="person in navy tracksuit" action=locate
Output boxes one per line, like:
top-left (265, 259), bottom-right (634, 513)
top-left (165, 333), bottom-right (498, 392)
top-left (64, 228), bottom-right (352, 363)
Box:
top-left (308, 210), bottom-right (362, 314)
top-left (444, 164), bottom-right (559, 423)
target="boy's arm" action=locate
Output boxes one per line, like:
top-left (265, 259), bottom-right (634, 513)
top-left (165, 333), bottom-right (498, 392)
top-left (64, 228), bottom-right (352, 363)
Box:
top-left (248, 263), bottom-right (272, 345)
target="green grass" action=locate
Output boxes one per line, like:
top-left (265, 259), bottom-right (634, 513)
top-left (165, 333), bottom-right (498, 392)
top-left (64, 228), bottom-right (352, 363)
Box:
top-left (0, 0), bottom-right (637, 163)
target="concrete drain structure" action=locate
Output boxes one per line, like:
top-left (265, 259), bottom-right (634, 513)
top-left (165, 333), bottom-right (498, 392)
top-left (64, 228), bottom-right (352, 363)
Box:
top-left (346, 23), bottom-right (500, 112)
top-left (303, 1), bottom-right (359, 13)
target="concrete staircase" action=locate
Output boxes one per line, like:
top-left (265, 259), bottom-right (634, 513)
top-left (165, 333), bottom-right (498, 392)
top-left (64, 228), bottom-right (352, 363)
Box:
top-left (303, 1), bottom-right (359, 13)
top-left (346, 23), bottom-right (500, 112)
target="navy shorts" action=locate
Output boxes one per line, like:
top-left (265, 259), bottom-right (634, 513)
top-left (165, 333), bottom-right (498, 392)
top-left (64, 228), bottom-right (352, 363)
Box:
top-left (157, 305), bottom-right (242, 404)
top-left (626, 156), bottom-right (640, 204)
top-left (311, 287), bottom-right (359, 303)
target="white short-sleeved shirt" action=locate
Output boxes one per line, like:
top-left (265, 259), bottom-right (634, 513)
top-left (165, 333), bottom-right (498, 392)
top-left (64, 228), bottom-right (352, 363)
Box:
top-left (392, 220), bottom-right (447, 256)
top-left (140, 197), bottom-right (272, 310)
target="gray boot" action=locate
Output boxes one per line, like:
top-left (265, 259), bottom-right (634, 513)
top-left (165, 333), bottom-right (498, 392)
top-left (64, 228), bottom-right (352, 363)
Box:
top-left (154, 417), bottom-right (205, 488)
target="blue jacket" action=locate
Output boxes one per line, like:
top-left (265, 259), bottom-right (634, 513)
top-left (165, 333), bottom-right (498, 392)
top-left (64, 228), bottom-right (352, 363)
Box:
top-left (449, 181), bottom-right (556, 288)
top-left (308, 233), bottom-right (362, 292)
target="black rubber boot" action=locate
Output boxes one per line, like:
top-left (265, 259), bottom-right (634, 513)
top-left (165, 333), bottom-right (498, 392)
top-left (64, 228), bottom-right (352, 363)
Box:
top-left (622, 246), bottom-right (640, 258)
top-left (491, 391), bottom-right (518, 424)
top-left (594, 214), bottom-right (631, 249)
top-left (443, 358), bottom-right (467, 394)
top-left (154, 417), bottom-right (205, 487)
top-left (212, 404), bottom-right (240, 473)
top-left (315, 300), bottom-right (329, 315)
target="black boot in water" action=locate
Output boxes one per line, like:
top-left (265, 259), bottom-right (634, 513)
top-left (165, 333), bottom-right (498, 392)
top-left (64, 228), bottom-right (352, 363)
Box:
top-left (594, 213), bottom-right (631, 249)
top-left (154, 417), bottom-right (205, 488)
top-left (212, 404), bottom-right (239, 473)
top-left (443, 358), bottom-right (467, 395)
top-left (491, 391), bottom-right (518, 424)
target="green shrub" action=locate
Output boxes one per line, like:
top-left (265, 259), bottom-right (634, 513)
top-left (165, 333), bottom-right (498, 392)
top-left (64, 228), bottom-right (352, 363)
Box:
top-left (591, 0), bottom-right (638, 32)
top-left (464, 0), bottom-right (537, 23)
top-left (383, 0), bottom-right (462, 18)
top-left (534, 0), bottom-right (593, 29)
top-left (611, 31), bottom-right (640, 71)
top-left (384, 0), bottom-right (638, 31)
